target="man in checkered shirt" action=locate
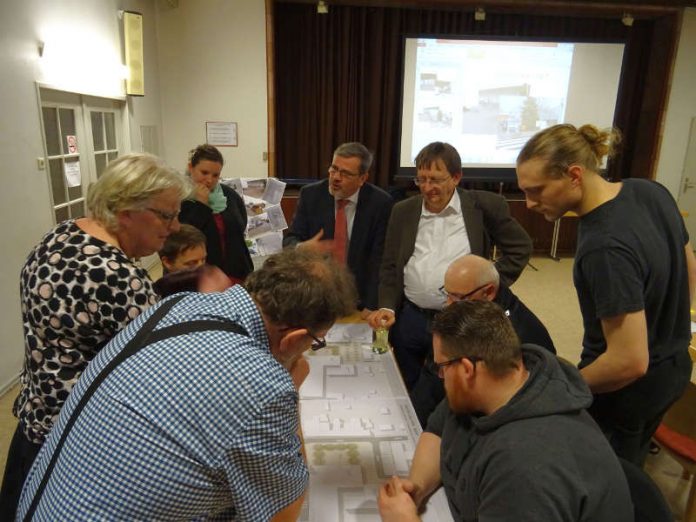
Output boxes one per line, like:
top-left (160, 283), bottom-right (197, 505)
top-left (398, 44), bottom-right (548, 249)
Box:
top-left (17, 249), bottom-right (357, 521)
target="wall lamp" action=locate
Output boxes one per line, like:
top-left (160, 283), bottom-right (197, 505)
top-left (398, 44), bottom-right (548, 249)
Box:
top-left (621, 12), bottom-right (634, 27)
top-left (122, 11), bottom-right (145, 96)
top-left (317, 1), bottom-right (329, 14)
top-left (474, 7), bottom-right (486, 22)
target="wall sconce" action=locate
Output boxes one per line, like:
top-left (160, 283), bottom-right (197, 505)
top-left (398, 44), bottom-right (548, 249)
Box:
top-left (474, 7), bottom-right (486, 22)
top-left (621, 12), bottom-right (634, 27)
top-left (38, 41), bottom-right (45, 58)
top-left (317, 1), bottom-right (329, 14)
top-left (122, 11), bottom-right (145, 96)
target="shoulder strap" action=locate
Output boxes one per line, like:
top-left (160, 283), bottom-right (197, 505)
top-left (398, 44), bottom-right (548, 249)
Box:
top-left (146, 319), bottom-right (248, 345)
top-left (23, 296), bottom-right (249, 521)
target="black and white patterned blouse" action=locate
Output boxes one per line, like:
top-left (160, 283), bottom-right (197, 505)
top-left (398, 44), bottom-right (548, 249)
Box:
top-left (14, 220), bottom-right (157, 443)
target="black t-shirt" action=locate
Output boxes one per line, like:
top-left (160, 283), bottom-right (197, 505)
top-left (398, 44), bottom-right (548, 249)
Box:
top-left (574, 179), bottom-right (691, 367)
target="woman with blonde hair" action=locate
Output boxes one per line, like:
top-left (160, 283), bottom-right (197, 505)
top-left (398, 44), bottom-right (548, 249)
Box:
top-left (516, 123), bottom-right (696, 465)
top-left (0, 153), bottom-right (190, 517)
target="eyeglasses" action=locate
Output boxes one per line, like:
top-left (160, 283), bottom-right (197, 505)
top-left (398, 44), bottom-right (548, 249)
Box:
top-left (146, 207), bottom-right (180, 226)
top-left (433, 356), bottom-right (482, 378)
top-left (307, 331), bottom-right (327, 351)
top-left (413, 176), bottom-right (451, 187)
top-left (328, 165), bottom-right (362, 179)
top-left (283, 326), bottom-right (327, 351)
top-left (438, 284), bottom-right (488, 302)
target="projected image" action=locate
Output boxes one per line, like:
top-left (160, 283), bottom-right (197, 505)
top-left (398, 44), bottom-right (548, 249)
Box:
top-left (400, 38), bottom-right (624, 169)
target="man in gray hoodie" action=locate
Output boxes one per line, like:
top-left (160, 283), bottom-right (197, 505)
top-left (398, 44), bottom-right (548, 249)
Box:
top-left (378, 300), bottom-right (633, 522)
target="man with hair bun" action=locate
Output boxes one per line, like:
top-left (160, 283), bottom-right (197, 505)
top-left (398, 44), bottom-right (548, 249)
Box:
top-left (516, 123), bottom-right (696, 465)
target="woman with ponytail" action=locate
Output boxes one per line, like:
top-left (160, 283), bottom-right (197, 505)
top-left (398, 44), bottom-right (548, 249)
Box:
top-left (179, 144), bottom-right (253, 284)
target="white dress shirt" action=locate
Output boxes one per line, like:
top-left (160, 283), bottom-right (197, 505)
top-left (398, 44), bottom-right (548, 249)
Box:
top-left (404, 190), bottom-right (471, 310)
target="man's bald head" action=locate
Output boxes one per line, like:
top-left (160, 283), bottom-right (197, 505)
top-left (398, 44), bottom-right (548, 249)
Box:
top-left (443, 255), bottom-right (499, 304)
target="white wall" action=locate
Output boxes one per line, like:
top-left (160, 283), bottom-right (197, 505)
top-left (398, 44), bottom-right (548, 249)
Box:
top-left (0, 0), bottom-right (164, 392)
top-left (155, 0), bottom-right (269, 177)
top-left (655, 8), bottom-right (696, 197)
top-left (0, 0), bottom-right (268, 393)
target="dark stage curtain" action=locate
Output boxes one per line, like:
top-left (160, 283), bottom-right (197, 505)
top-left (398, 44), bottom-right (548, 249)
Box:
top-left (273, 3), bottom-right (678, 187)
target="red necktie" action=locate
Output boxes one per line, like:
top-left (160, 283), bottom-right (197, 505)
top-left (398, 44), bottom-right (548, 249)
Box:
top-left (334, 199), bottom-right (348, 264)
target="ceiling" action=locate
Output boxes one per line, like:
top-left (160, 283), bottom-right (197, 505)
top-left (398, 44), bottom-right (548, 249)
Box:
top-left (276, 0), bottom-right (695, 18)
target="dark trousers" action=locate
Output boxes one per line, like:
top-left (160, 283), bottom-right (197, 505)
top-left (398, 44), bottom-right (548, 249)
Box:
top-left (618, 458), bottom-right (672, 520)
top-left (588, 349), bottom-right (692, 466)
top-left (390, 300), bottom-right (437, 390)
top-left (0, 424), bottom-right (42, 522)
top-left (410, 363), bottom-right (446, 428)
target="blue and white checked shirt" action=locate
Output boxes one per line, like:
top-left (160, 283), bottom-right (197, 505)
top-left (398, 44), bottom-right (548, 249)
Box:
top-left (18, 285), bottom-right (308, 521)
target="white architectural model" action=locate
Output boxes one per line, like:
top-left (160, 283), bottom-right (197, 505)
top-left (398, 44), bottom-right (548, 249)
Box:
top-left (299, 342), bottom-right (454, 522)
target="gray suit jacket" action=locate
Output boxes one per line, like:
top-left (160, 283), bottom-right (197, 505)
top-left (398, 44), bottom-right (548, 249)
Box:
top-left (378, 188), bottom-right (532, 311)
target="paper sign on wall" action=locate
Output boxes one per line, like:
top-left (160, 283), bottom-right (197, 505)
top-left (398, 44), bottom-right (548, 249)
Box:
top-left (205, 121), bottom-right (238, 147)
top-left (66, 135), bottom-right (78, 154)
top-left (64, 161), bottom-right (82, 188)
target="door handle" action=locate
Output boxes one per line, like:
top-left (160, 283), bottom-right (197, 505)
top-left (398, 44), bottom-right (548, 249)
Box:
top-left (684, 177), bottom-right (696, 193)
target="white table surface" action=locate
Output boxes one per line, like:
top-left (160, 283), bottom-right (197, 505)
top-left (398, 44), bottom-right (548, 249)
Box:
top-left (299, 341), bottom-right (454, 522)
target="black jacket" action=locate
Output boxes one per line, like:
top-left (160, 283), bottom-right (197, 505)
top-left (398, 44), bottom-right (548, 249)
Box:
top-left (496, 284), bottom-right (556, 354)
top-left (179, 184), bottom-right (253, 280)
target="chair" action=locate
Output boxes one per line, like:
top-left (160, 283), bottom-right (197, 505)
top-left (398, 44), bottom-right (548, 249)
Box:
top-left (651, 344), bottom-right (696, 522)
top-left (652, 424), bottom-right (696, 521)
top-left (619, 457), bottom-right (673, 521)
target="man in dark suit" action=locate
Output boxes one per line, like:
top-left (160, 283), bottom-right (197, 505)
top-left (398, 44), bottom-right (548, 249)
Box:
top-left (369, 142), bottom-right (532, 389)
top-left (284, 142), bottom-right (393, 312)
top-left (410, 254), bottom-right (555, 426)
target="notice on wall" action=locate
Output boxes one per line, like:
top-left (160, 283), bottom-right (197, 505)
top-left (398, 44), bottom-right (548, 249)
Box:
top-left (205, 121), bottom-right (238, 147)
top-left (66, 135), bottom-right (78, 154)
top-left (64, 160), bottom-right (82, 188)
